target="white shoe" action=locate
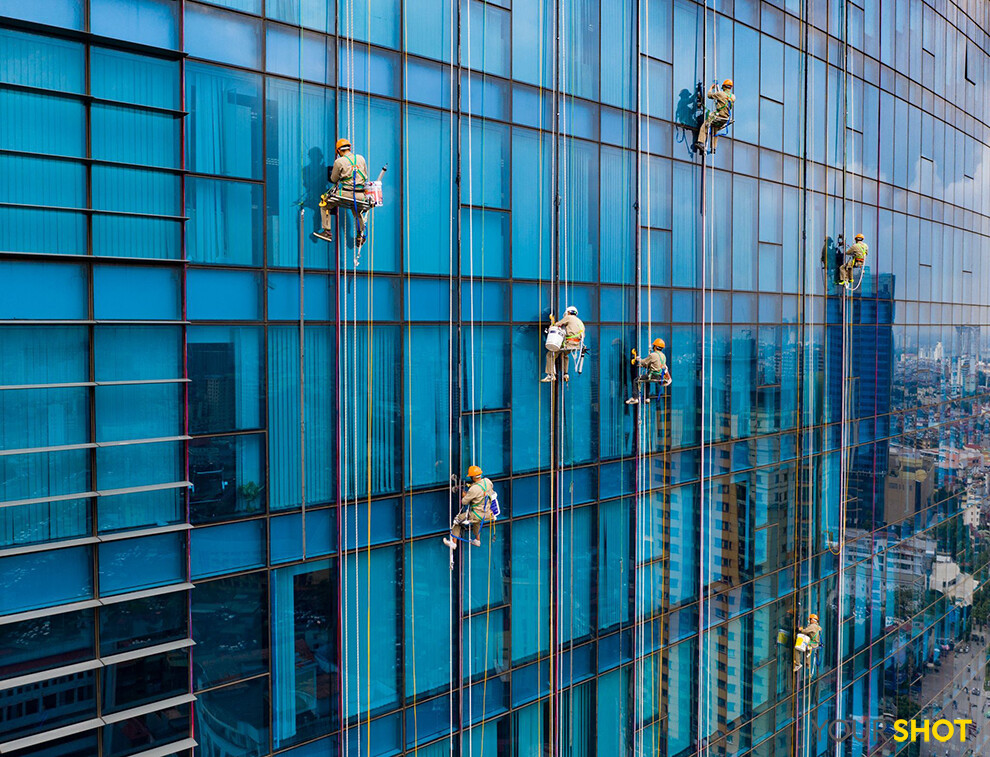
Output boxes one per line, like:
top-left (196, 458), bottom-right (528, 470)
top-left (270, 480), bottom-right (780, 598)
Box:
top-left (794, 663), bottom-right (802, 671)
top-left (562, 375), bottom-right (569, 382)
top-left (644, 398), bottom-right (651, 404)
top-left (312, 230), bottom-right (333, 242)
top-left (471, 538), bottom-right (481, 547)
top-left (443, 537), bottom-right (456, 550)
top-left (540, 375), bottom-right (554, 383)
top-left (625, 397), bottom-right (638, 405)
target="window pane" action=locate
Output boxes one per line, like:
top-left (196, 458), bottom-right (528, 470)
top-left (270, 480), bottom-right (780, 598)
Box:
top-left (185, 3), bottom-right (261, 67)
top-left (0, 610), bottom-right (94, 679)
top-left (91, 0), bottom-right (179, 48)
top-left (188, 326), bottom-right (264, 434)
top-left (193, 572), bottom-right (268, 689)
top-left (93, 265), bottom-right (181, 320)
top-left (190, 433), bottom-right (266, 523)
top-left (90, 48), bottom-right (180, 109)
top-left (187, 177), bottom-right (264, 266)
top-left (196, 679), bottom-right (270, 757)
top-left (98, 533), bottom-right (185, 596)
top-left (0, 547), bottom-right (93, 614)
top-left (100, 591), bottom-right (187, 656)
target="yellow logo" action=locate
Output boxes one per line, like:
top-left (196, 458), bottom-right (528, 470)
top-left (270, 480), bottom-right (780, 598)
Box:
top-left (892, 719), bottom-right (971, 743)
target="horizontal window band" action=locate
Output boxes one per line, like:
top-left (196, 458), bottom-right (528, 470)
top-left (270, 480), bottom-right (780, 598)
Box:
top-left (100, 638), bottom-right (194, 667)
top-left (0, 82), bottom-right (187, 117)
top-left (0, 523), bottom-right (190, 558)
top-left (0, 249), bottom-right (188, 266)
top-left (0, 379), bottom-right (189, 391)
top-left (0, 694), bottom-right (195, 753)
top-left (0, 320), bottom-right (191, 326)
top-left (0, 717), bottom-right (105, 754)
top-left (0, 201), bottom-right (188, 222)
top-left (0, 659), bottom-right (102, 693)
top-left (127, 738), bottom-right (198, 757)
top-left (0, 481), bottom-right (190, 510)
top-left (0, 435), bottom-right (190, 457)
top-left (0, 582), bottom-right (194, 627)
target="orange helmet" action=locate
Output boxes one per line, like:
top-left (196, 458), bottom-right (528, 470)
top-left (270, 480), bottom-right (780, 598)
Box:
top-left (854, 233), bottom-right (864, 241)
top-left (722, 79), bottom-right (733, 88)
top-left (335, 137), bottom-right (351, 154)
top-left (809, 614), bottom-right (819, 623)
top-left (467, 465), bottom-right (483, 478)
top-left (653, 338), bottom-right (665, 350)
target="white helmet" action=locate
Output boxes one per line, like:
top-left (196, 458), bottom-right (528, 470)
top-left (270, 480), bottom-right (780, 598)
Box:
top-left (565, 305), bottom-right (578, 315)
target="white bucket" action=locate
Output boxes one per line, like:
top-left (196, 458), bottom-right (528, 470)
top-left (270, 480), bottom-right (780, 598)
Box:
top-left (365, 180), bottom-right (384, 207)
top-left (794, 633), bottom-right (810, 652)
top-left (545, 326), bottom-right (565, 352)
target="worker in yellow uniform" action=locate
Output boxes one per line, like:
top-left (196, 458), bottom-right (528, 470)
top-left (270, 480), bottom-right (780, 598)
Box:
top-left (541, 306), bottom-right (585, 383)
top-left (838, 234), bottom-right (868, 286)
top-left (312, 137), bottom-right (370, 248)
top-left (695, 79), bottom-right (735, 154)
top-left (793, 613), bottom-right (821, 671)
top-left (626, 338), bottom-right (672, 405)
top-left (443, 465), bottom-right (499, 549)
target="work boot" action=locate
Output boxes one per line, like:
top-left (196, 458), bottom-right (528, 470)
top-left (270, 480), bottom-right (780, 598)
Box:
top-left (644, 398), bottom-right (651, 404)
top-left (443, 537), bottom-right (456, 550)
top-left (471, 538), bottom-right (481, 547)
top-left (355, 232), bottom-right (366, 247)
top-left (625, 397), bottom-right (639, 405)
top-left (312, 230), bottom-right (333, 242)
top-left (562, 375), bottom-right (569, 382)
top-left (794, 662), bottom-right (802, 672)
top-left (540, 374), bottom-right (554, 383)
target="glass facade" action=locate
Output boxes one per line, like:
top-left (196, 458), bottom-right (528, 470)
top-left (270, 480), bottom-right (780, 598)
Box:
top-left (1, 1), bottom-right (989, 756)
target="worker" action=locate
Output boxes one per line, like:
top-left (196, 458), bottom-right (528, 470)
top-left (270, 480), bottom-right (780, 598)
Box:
top-left (541, 306), bottom-right (585, 383)
top-left (443, 465), bottom-right (498, 549)
top-left (312, 138), bottom-right (370, 248)
top-left (695, 79), bottom-right (735, 154)
top-left (838, 233), bottom-right (868, 286)
top-left (793, 613), bottom-right (821, 671)
top-left (625, 338), bottom-right (672, 405)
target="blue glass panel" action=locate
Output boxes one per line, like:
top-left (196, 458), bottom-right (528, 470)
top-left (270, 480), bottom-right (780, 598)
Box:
top-left (185, 63), bottom-right (263, 180)
top-left (0, 261), bottom-right (86, 320)
top-left (600, 0), bottom-right (636, 109)
top-left (0, 207), bottom-right (86, 256)
top-left (93, 214), bottom-right (183, 260)
top-left (511, 0), bottom-right (554, 86)
top-left (95, 384), bottom-right (181, 442)
top-left (191, 433), bottom-right (267, 524)
top-left (95, 325), bottom-right (182, 381)
top-left (91, 0), bottom-right (179, 48)
top-left (100, 591), bottom-right (186, 655)
top-left (91, 106), bottom-right (181, 168)
top-left (104, 703), bottom-right (190, 756)
top-left (99, 532), bottom-right (185, 595)
top-left (268, 273), bottom-right (332, 320)
top-left (185, 3), bottom-right (262, 67)
top-left (460, 209), bottom-right (510, 278)
top-left (0, 610), bottom-right (93, 679)
top-left (90, 48), bottom-right (180, 109)
top-left (265, 78), bottom-right (336, 269)
top-left (267, 326), bottom-right (336, 507)
top-left (343, 546), bottom-right (400, 717)
top-left (0, 0), bottom-right (83, 29)
top-left (188, 326), bottom-right (264, 433)
top-left (93, 265), bottom-right (180, 320)
top-left (193, 572), bottom-right (268, 689)
top-left (266, 24), bottom-right (334, 82)
top-left (406, 57), bottom-right (453, 109)
top-left (406, 107), bottom-right (453, 275)
top-left (187, 269), bottom-right (262, 320)
top-left (268, 0), bottom-right (334, 33)
top-left (405, 325), bottom-right (452, 488)
top-left (0, 669), bottom-right (97, 743)
top-left (0, 449), bottom-right (90, 504)
top-left (269, 508), bottom-right (335, 562)
top-left (341, 498), bottom-right (400, 550)
top-left (404, 541), bottom-right (452, 698)
top-left (271, 561), bottom-right (336, 747)
top-left (460, 119), bottom-right (509, 209)
top-left (0, 154), bottom-right (85, 208)
top-left (92, 165), bottom-right (180, 215)
top-left (462, 0), bottom-right (509, 77)
top-left (561, 0), bottom-right (598, 99)
top-left (0, 499), bottom-right (90, 549)
top-left (510, 128), bottom-right (553, 280)
top-left (405, 0), bottom-right (453, 62)
top-left (0, 90), bottom-right (85, 157)
top-left (196, 679), bottom-right (270, 757)
top-left (191, 519), bottom-right (266, 579)
top-left (338, 0), bottom-right (399, 48)
top-left (511, 516), bottom-right (550, 662)
top-left (187, 177), bottom-right (264, 266)
top-left (102, 649), bottom-right (188, 713)
top-left (0, 386), bottom-right (88, 450)
top-left (96, 440), bottom-right (183, 493)
top-left (0, 547), bottom-right (93, 614)
top-left (0, 29), bottom-right (84, 92)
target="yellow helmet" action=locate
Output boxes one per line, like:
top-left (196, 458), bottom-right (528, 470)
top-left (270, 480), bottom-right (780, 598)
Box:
top-left (722, 79), bottom-right (733, 88)
top-left (652, 338), bottom-right (665, 350)
top-left (809, 613), bottom-right (819, 623)
top-left (467, 465), bottom-right (483, 478)
top-left (335, 137), bottom-right (351, 154)
top-left (854, 233), bottom-right (864, 241)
